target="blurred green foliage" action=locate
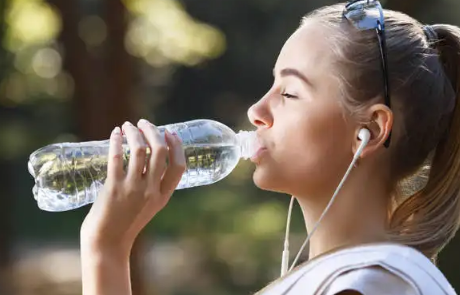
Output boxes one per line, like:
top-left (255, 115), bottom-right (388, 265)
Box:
top-left (1, 0), bottom-right (460, 294)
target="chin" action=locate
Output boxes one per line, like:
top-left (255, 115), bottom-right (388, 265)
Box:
top-left (252, 162), bottom-right (324, 196)
top-left (252, 165), bottom-right (291, 194)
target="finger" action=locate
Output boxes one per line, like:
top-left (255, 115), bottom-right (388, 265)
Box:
top-left (107, 126), bottom-right (124, 180)
top-left (122, 121), bottom-right (147, 181)
top-left (137, 119), bottom-right (168, 186)
top-left (160, 131), bottom-right (186, 195)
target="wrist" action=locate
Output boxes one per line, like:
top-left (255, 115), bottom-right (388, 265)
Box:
top-left (80, 241), bottom-right (131, 270)
top-left (80, 236), bottom-right (133, 295)
top-left (80, 230), bottom-right (133, 259)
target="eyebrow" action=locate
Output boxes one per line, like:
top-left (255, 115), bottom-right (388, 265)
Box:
top-left (274, 68), bottom-right (314, 88)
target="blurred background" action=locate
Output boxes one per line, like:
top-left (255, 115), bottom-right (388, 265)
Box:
top-left (1, 0), bottom-right (460, 294)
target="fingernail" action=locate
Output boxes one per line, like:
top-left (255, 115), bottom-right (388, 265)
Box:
top-left (138, 119), bottom-right (149, 126)
top-left (112, 126), bottom-right (121, 135)
top-left (165, 130), bottom-right (176, 141)
top-left (173, 133), bottom-right (181, 142)
top-left (123, 121), bottom-right (133, 126)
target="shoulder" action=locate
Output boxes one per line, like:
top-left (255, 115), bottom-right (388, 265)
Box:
top-left (317, 243), bottom-right (456, 295)
top-left (322, 266), bottom-right (418, 295)
top-left (258, 243), bottom-right (456, 295)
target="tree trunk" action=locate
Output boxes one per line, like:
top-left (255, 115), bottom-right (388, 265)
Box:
top-left (103, 2), bottom-right (146, 295)
top-left (45, 1), bottom-right (146, 294)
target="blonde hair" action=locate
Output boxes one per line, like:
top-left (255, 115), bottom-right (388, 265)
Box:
top-left (305, 4), bottom-right (460, 261)
top-left (256, 4), bottom-right (460, 294)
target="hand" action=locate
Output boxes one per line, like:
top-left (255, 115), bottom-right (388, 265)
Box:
top-left (81, 119), bottom-right (186, 254)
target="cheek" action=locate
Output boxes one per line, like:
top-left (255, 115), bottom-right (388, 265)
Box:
top-left (290, 117), bottom-right (350, 181)
top-left (254, 104), bottom-right (353, 195)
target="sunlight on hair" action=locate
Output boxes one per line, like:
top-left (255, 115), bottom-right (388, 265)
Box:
top-left (398, 158), bottom-right (432, 198)
top-left (123, 0), bottom-right (226, 66)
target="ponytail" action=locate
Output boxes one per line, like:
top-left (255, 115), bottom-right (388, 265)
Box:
top-left (389, 24), bottom-right (460, 261)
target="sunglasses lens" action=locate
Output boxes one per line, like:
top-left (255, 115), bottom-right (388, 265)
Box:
top-left (344, 1), bottom-right (383, 30)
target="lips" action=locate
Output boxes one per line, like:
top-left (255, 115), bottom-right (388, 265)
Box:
top-left (250, 147), bottom-right (268, 163)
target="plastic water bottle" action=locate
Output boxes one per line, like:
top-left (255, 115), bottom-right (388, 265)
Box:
top-left (27, 119), bottom-right (258, 212)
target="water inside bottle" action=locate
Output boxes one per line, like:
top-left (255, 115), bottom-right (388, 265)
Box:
top-left (28, 143), bottom-right (241, 212)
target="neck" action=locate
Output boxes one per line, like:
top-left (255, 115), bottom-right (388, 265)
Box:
top-left (295, 163), bottom-right (390, 260)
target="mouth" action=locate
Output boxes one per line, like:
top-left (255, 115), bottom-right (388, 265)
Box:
top-left (250, 147), bottom-right (268, 163)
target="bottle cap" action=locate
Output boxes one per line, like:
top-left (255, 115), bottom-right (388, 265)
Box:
top-left (236, 130), bottom-right (260, 160)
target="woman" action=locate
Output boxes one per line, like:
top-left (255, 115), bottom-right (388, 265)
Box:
top-left (80, 1), bottom-right (460, 294)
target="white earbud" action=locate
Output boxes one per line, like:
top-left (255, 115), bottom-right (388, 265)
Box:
top-left (280, 127), bottom-right (372, 276)
top-left (358, 128), bottom-right (371, 143)
top-left (354, 128), bottom-right (371, 161)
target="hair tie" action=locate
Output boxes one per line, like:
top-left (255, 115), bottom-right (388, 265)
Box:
top-left (423, 25), bottom-right (438, 43)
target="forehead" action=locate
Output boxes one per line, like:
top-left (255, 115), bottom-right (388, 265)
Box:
top-left (275, 20), bottom-right (335, 76)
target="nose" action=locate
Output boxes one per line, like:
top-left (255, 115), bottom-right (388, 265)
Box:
top-left (247, 94), bottom-right (273, 128)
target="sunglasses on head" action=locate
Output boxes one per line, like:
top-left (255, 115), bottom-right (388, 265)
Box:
top-left (343, 0), bottom-right (391, 148)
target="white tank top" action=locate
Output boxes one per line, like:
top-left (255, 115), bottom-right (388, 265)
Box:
top-left (257, 243), bottom-right (456, 295)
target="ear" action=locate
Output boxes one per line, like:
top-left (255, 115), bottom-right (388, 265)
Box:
top-left (352, 104), bottom-right (393, 158)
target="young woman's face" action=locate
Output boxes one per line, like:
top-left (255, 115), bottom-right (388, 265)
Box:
top-left (248, 21), bottom-right (357, 197)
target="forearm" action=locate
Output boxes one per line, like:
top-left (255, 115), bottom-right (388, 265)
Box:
top-left (81, 244), bottom-right (132, 295)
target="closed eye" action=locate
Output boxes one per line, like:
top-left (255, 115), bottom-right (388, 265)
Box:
top-left (281, 92), bottom-right (298, 99)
